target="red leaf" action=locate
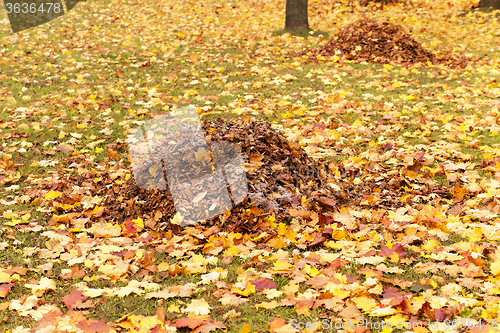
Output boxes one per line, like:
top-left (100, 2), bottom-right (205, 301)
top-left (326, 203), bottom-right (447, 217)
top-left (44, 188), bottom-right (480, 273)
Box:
top-left (76, 318), bottom-right (113, 333)
top-left (63, 290), bottom-right (93, 309)
top-left (249, 277), bottom-right (277, 290)
top-left (269, 318), bottom-right (287, 333)
top-left (319, 214), bottom-right (335, 228)
top-left (193, 322), bottom-right (226, 333)
top-left (382, 286), bottom-right (410, 299)
top-left (379, 243), bottom-right (407, 258)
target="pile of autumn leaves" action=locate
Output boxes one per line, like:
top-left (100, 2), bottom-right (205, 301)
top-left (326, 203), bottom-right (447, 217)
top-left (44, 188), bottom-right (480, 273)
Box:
top-left (58, 118), bottom-right (342, 232)
top-left (304, 19), bottom-right (470, 68)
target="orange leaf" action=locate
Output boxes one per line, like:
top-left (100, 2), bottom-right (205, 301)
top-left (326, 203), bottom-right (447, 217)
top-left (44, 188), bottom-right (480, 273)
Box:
top-left (0, 283), bottom-right (13, 298)
top-left (175, 317), bottom-right (206, 329)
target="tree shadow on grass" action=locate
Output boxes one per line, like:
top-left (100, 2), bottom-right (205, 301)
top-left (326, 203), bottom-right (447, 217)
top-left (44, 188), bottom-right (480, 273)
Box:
top-left (458, 6), bottom-right (500, 17)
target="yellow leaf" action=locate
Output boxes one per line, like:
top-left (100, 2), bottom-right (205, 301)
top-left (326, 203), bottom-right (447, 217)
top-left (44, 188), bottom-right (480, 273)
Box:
top-left (324, 285), bottom-right (349, 299)
top-left (25, 277), bottom-right (56, 296)
top-left (45, 190), bottom-right (63, 200)
top-left (0, 272), bottom-right (11, 283)
top-left (240, 323), bottom-right (251, 333)
top-left (353, 296), bottom-right (378, 312)
top-left (231, 282), bottom-right (255, 297)
top-left (270, 260), bottom-right (293, 273)
top-left (304, 264), bottom-right (320, 277)
top-left (132, 217), bottom-right (144, 228)
top-left (369, 306), bottom-right (398, 316)
top-left (277, 223), bottom-right (287, 235)
top-left (167, 304), bottom-right (180, 313)
top-left (255, 301), bottom-right (279, 309)
top-left (385, 314), bottom-right (407, 327)
top-left (352, 119), bottom-right (364, 127)
top-left (157, 262), bottom-right (170, 272)
top-left (491, 260), bottom-right (500, 276)
top-left (423, 239), bottom-right (440, 251)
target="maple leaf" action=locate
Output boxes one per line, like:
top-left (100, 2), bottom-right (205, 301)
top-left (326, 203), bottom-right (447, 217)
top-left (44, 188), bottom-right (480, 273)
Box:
top-left (0, 283), bottom-right (13, 298)
top-left (249, 277), bottom-right (277, 290)
top-left (219, 293), bottom-right (247, 306)
top-left (491, 259), bottom-right (500, 276)
top-left (353, 296), bottom-right (378, 312)
top-left (25, 277), bottom-right (56, 296)
top-left (145, 288), bottom-right (178, 299)
top-left (332, 207), bottom-right (357, 230)
top-left (256, 300), bottom-right (280, 309)
top-left (222, 309), bottom-right (241, 320)
top-left (59, 267), bottom-right (87, 280)
top-left (379, 243), bottom-right (407, 259)
top-left (338, 304), bottom-right (363, 319)
top-left (194, 147), bottom-right (211, 162)
top-left (76, 318), bottom-right (113, 333)
top-left (231, 281), bottom-right (256, 297)
top-left (176, 317), bottom-right (206, 329)
top-left (63, 290), bottom-right (94, 309)
top-left (269, 318), bottom-right (287, 333)
top-left (243, 154), bottom-right (265, 172)
top-left (182, 298), bottom-right (211, 315)
top-left (193, 321), bottom-right (226, 333)
top-left (45, 190), bottom-right (63, 200)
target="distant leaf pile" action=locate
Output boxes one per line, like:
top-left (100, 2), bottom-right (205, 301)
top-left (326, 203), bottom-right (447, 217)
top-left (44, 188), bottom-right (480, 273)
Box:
top-left (358, 0), bottom-right (402, 6)
top-left (55, 118), bottom-right (340, 231)
top-left (304, 19), bottom-right (469, 68)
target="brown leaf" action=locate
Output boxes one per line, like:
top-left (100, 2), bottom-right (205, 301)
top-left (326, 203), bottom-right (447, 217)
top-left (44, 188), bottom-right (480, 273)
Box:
top-left (165, 73), bottom-right (178, 81)
top-left (106, 148), bottom-right (120, 160)
top-left (315, 196), bottom-right (337, 211)
top-left (338, 304), bottom-right (362, 319)
top-left (155, 307), bottom-right (165, 324)
top-left (57, 143), bottom-right (74, 154)
top-left (289, 208), bottom-right (311, 219)
top-left (305, 274), bottom-right (329, 289)
top-left (308, 232), bottom-right (326, 247)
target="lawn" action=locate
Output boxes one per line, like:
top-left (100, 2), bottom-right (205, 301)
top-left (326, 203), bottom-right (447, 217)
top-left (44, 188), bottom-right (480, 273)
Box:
top-left (1, 0), bottom-right (500, 332)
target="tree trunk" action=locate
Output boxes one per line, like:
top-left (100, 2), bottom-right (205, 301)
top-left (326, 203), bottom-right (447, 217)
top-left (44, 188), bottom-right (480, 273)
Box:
top-left (285, 0), bottom-right (309, 31)
top-left (480, 0), bottom-right (500, 9)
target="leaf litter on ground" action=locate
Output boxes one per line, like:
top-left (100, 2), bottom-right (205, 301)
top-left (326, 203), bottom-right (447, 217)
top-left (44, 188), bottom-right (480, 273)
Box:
top-left (1, 0), bottom-right (500, 331)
